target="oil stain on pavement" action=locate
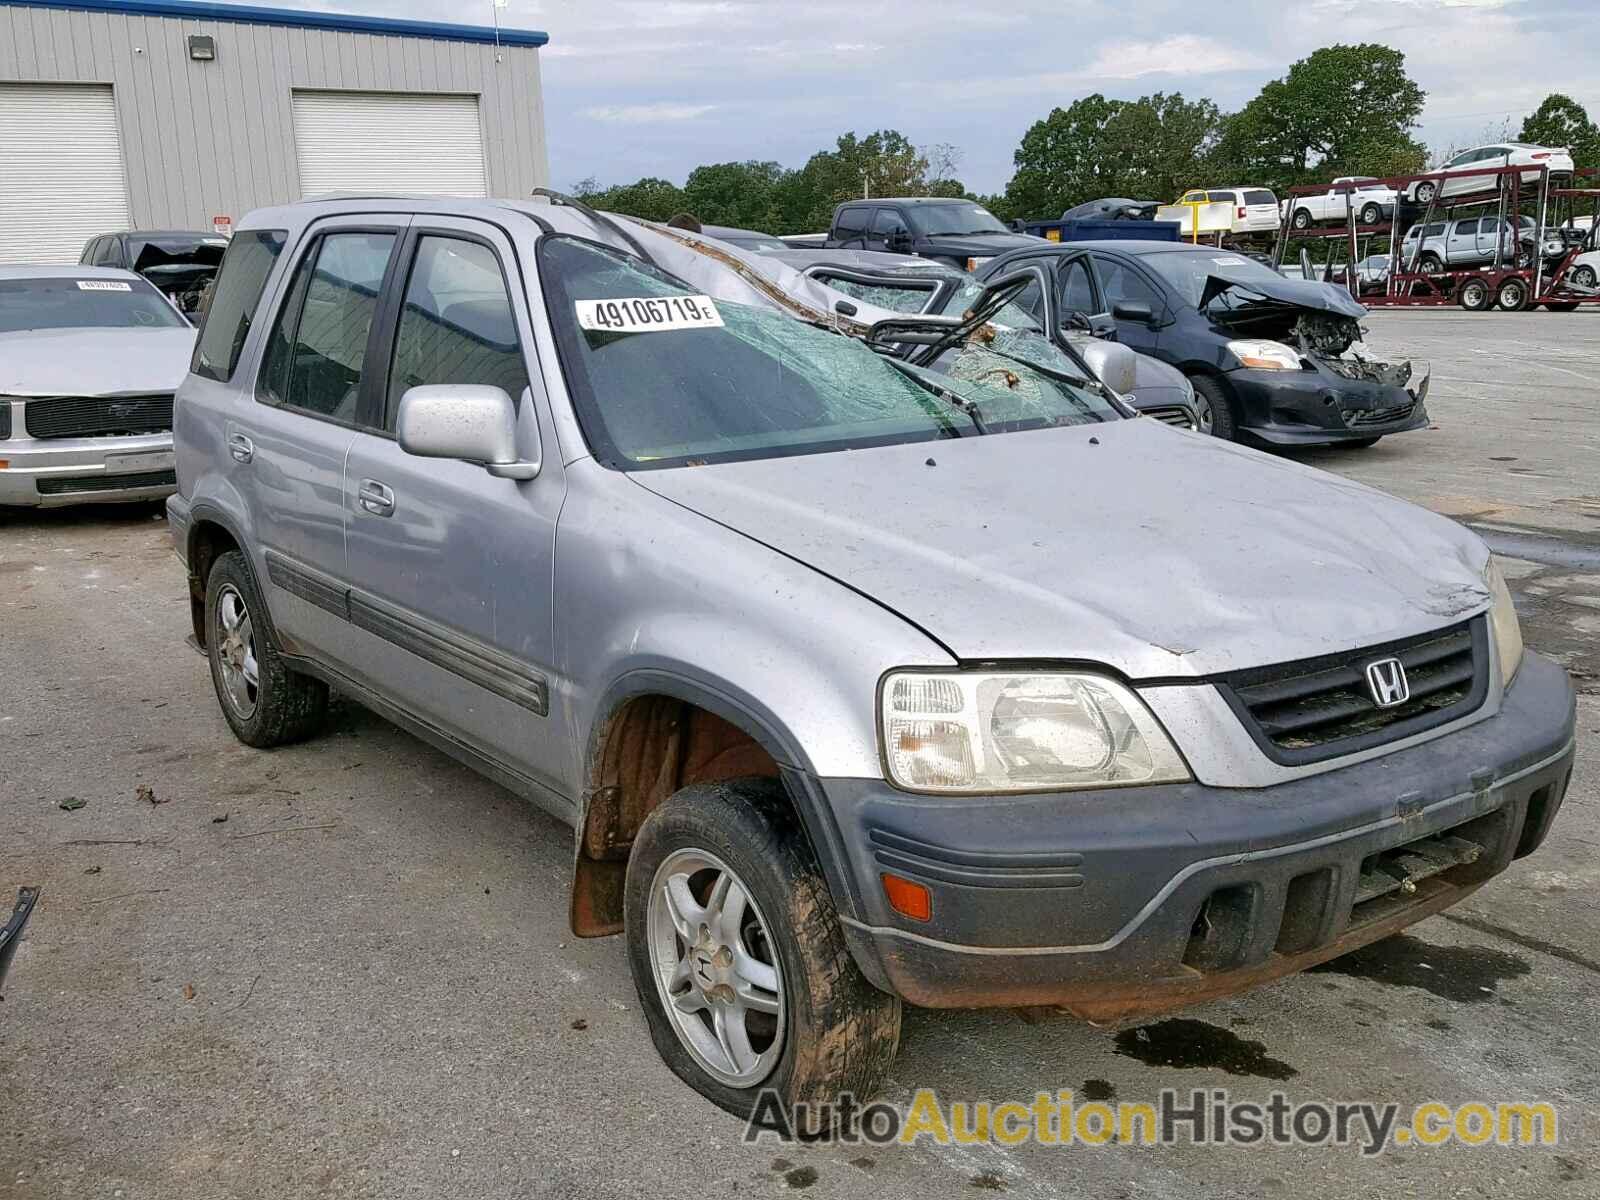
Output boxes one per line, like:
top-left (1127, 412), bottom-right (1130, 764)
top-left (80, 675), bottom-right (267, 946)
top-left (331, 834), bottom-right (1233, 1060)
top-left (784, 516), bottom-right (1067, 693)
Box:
top-left (1311, 933), bottom-right (1530, 1003)
top-left (1113, 1018), bottom-right (1298, 1081)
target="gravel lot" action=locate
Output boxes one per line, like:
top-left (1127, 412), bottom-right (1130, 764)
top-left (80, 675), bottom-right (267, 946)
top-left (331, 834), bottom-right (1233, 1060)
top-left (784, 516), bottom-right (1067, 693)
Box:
top-left (3, 309), bottom-right (1598, 1199)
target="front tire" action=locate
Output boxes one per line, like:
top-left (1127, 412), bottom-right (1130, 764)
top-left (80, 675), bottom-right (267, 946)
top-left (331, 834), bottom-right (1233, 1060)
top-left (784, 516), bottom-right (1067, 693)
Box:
top-left (1359, 202), bottom-right (1383, 226)
top-left (1291, 208), bottom-right (1312, 231)
top-left (204, 551), bottom-right (328, 747)
top-left (1418, 251), bottom-right (1445, 274)
top-left (1414, 181), bottom-right (1438, 206)
top-left (1189, 373), bottom-right (1237, 441)
top-left (1571, 265), bottom-right (1596, 289)
top-left (625, 778), bottom-right (901, 1125)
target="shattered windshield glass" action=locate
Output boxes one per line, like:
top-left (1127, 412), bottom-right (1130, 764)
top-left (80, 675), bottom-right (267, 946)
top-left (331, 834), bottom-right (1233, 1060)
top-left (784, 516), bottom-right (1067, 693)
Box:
top-left (540, 238), bottom-right (1117, 468)
top-left (817, 275), bottom-right (938, 314)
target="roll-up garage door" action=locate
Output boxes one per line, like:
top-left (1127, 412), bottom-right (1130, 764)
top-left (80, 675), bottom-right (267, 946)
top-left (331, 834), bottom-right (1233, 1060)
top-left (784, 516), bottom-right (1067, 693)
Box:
top-left (292, 91), bottom-right (488, 199)
top-left (0, 84), bottom-right (132, 265)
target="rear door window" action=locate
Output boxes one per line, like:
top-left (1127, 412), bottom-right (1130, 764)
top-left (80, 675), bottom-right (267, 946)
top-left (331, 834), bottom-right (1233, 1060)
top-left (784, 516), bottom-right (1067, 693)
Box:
top-left (257, 231), bottom-right (396, 422)
top-left (193, 229), bottom-right (288, 382)
top-left (1243, 190), bottom-right (1276, 206)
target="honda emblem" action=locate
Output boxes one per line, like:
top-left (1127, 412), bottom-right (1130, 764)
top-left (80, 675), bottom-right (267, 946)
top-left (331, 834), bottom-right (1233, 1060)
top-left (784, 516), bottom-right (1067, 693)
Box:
top-left (1365, 657), bottom-right (1410, 708)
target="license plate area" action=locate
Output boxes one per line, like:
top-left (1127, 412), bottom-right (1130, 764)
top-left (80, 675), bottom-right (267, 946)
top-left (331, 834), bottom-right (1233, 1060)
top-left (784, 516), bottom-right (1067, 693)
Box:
top-left (106, 449), bottom-right (175, 473)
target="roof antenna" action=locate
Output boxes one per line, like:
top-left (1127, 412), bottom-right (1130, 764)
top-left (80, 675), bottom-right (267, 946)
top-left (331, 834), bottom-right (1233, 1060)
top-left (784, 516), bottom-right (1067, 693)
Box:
top-left (530, 187), bottom-right (658, 265)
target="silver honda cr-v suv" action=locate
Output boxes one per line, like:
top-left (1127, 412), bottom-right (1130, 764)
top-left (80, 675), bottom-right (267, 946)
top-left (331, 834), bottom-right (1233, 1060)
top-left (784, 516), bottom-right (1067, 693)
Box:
top-left (168, 197), bottom-right (1576, 1125)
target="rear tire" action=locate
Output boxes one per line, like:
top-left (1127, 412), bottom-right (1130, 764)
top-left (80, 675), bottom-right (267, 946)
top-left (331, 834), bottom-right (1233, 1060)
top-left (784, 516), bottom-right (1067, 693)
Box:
top-left (1414, 181), bottom-right (1438, 206)
top-left (204, 550), bottom-right (328, 748)
top-left (1457, 277), bottom-right (1493, 311)
top-left (1188, 374), bottom-right (1237, 442)
top-left (1496, 277), bottom-right (1531, 312)
top-left (625, 778), bottom-right (901, 1127)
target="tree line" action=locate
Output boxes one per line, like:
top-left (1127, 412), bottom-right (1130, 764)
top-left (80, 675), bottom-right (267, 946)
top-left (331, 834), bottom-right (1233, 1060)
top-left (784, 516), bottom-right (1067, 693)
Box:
top-left (571, 44), bottom-right (1599, 234)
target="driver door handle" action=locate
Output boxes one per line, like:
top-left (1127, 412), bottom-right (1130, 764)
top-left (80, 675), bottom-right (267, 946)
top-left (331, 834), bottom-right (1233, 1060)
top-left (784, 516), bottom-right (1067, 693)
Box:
top-left (227, 432), bottom-right (254, 464)
top-left (358, 479), bottom-right (395, 517)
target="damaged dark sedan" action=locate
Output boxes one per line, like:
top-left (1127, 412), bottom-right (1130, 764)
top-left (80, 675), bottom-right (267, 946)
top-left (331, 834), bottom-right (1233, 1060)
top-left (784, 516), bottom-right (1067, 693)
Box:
top-left (79, 230), bottom-right (228, 318)
top-left (976, 241), bottom-right (1430, 448)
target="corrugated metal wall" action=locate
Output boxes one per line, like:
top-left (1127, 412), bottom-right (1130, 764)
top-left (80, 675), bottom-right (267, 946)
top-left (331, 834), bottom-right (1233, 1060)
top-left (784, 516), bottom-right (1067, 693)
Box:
top-left (0, 3), bottom-right (548, 231)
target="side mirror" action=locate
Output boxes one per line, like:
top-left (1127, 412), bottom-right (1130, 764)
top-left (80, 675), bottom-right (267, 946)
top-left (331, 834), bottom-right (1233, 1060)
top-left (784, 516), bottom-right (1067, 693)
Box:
top-left (1112, 299), bottom-right (1155, 324)
top-left (397, 385), bottom-right (541, 481)
top-left (1079, 339), bottom-right (1139, 397)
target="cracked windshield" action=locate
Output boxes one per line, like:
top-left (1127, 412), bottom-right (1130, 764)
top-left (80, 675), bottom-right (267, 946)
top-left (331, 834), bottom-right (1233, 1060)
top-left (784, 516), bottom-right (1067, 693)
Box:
top-left (543, 237), bottom-right (1119, 468)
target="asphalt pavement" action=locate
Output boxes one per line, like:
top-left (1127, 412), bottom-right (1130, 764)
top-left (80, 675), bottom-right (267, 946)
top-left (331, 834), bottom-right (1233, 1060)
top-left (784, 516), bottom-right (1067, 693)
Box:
top-left (1, 309), bottom-right (1597, 1199)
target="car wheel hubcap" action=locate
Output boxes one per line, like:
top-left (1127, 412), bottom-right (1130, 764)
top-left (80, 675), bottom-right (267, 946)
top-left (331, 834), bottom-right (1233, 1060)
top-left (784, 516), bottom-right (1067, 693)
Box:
top-left (647, 848), bottom-right (785, 1088)
top-left (215, 584), bottom-right (259, 719)
top-left (1191, 392), bottom-right (1214, 434)
top-left (1576, 268), bottom-right (1596, 287)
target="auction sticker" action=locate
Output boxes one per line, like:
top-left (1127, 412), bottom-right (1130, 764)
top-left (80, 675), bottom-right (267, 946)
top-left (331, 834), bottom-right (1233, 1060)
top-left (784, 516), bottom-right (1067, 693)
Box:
top-left (576, 294), bottom-right (723, 333)
top-left (1211, 257), bottom-right (1248, 267)
top-left (77, 280), bottom-right (132, 292)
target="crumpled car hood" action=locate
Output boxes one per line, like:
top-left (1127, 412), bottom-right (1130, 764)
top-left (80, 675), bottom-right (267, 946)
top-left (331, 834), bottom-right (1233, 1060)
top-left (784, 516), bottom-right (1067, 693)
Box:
top-left (1203, 272), bottom-right (1369, 323)
top-left (0, 327), bottom-right (195, 397)
top-left (634, 419), bottom-right (1490, 678)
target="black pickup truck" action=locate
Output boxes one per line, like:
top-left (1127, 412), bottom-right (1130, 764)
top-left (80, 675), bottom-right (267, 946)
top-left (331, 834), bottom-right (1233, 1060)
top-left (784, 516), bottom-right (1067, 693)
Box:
top-left (825, 196), bottom-right (1044, 270)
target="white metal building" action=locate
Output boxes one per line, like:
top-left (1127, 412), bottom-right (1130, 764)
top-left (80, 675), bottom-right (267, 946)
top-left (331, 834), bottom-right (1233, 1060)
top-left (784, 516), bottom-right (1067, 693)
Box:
top-left (0, 0), bottom-right (550, 263)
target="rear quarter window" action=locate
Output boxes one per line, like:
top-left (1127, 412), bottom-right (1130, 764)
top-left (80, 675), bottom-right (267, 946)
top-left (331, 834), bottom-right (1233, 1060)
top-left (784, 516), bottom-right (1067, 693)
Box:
top-left (191, 229), bottom-right (288, 383)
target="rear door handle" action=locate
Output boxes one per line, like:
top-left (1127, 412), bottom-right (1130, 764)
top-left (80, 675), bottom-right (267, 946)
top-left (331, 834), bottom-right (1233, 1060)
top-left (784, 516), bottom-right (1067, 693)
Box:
top-left (227, 433), bottom-right (254, 464)
top-left (358, 479), bottom-right (395, 517)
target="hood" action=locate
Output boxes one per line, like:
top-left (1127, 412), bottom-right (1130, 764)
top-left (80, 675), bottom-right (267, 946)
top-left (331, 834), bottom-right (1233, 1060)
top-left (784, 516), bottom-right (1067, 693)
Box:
top-left (921, 232), bottom-right (1045, 257)
top-left (0, 327), bottom-right (195, 397)
top-left (1202, 272), bottom-right (1368, 320)
top-left (633, 419), bottom-right (1490, 679)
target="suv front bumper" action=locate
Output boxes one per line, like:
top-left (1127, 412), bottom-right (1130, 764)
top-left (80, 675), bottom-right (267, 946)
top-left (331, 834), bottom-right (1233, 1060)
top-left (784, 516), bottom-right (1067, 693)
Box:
top-left (0, 431), bottom-right (176, 507)
top-left (810, 651), bottom-right (1574, 1019)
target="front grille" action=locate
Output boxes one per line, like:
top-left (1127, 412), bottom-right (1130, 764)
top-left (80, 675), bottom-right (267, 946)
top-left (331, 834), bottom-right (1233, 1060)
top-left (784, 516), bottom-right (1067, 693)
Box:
top-left (21, 394), bottom-right (174, 439)
top-left (0, 402), bottom-right (10, 440)
top-left (35, 469), bottom-right (176, 496)
top-left (1216, 618), bottom-right (1488, 765)
top-left (1347, 400), bottom-right (1415, 428)
top-left (1145, 405), bottom-right (1197, 429)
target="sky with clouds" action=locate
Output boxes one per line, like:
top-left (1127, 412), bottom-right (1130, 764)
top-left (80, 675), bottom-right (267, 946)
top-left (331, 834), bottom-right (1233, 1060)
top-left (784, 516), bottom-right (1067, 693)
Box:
top-left (285, 0), bottom-right (1593, 194)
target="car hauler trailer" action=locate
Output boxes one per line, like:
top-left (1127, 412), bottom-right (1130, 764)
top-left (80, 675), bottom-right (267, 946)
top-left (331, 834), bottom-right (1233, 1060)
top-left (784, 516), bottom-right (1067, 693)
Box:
top-left (1273, 166), bottom-right (1600, 312)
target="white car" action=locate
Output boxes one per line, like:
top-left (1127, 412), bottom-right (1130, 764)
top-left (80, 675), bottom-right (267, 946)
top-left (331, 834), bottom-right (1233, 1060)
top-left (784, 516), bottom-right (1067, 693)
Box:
top-left (1159, 187), bottom-right (1280, 237)
top-left (0, 267), bottom-right (195, 506)
top-left (1283, 178), bottom-right (1398, 229)
top-left (1406, 143), bottom-right (1576, 205)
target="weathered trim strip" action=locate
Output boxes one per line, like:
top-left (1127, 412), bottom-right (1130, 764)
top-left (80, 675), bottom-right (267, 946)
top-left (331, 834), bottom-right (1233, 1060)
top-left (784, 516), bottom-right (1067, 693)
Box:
top-left (263, 549), bottom-right (349, 620)
top-left (348, 589), bottom-right (549, 716)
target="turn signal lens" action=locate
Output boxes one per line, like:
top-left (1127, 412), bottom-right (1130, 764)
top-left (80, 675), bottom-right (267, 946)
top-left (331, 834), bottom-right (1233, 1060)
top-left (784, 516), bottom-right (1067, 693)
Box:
top-left (882, 874), bottom-right (932, 922)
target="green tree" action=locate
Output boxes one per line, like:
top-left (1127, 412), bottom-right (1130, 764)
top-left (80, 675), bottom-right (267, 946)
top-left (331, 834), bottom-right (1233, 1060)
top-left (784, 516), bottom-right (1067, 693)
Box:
top-left (1002, 92), bottom-right (1223, 218)
top-left (771, 130), bottom-right (933, 231)
top-left (1214, 44), bottom-right (1426, 190)
top-left (579, 177), bottom-right (687, 222)
top-left (1520, 93), bottom-right (1600, 169)
top-left (681, 160), bottom-right (787, 229)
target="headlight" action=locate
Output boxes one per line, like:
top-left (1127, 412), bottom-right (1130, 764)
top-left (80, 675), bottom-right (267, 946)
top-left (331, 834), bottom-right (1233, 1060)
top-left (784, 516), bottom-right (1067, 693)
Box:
top-left (1485, 558), bottom-right (1523, 687)
top-left (1226, 339), bottom-right (1302, 370)
top-left (880, 671), bottom-right (1190, 794)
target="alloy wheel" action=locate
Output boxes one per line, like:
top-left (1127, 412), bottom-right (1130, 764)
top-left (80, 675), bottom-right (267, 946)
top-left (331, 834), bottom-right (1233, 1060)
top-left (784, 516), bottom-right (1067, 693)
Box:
top-left (214, 583), bottom-right (259, 719)
top-left (647, 848), bottom-right (785, 1088)
top-left (1190, 389), bottom-right (1215, 435)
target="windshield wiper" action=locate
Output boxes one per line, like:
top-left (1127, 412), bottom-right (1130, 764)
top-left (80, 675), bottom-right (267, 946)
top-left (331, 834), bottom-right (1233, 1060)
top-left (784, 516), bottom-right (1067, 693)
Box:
top-left (884, 358), bottom-right (989, 435)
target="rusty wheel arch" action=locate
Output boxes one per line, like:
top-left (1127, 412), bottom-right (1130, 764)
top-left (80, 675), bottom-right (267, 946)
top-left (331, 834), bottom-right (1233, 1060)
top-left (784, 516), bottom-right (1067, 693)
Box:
top-left (570, 687), bottom-right (805, 938)
top-left (185, 519), bottom-right (243, 648)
